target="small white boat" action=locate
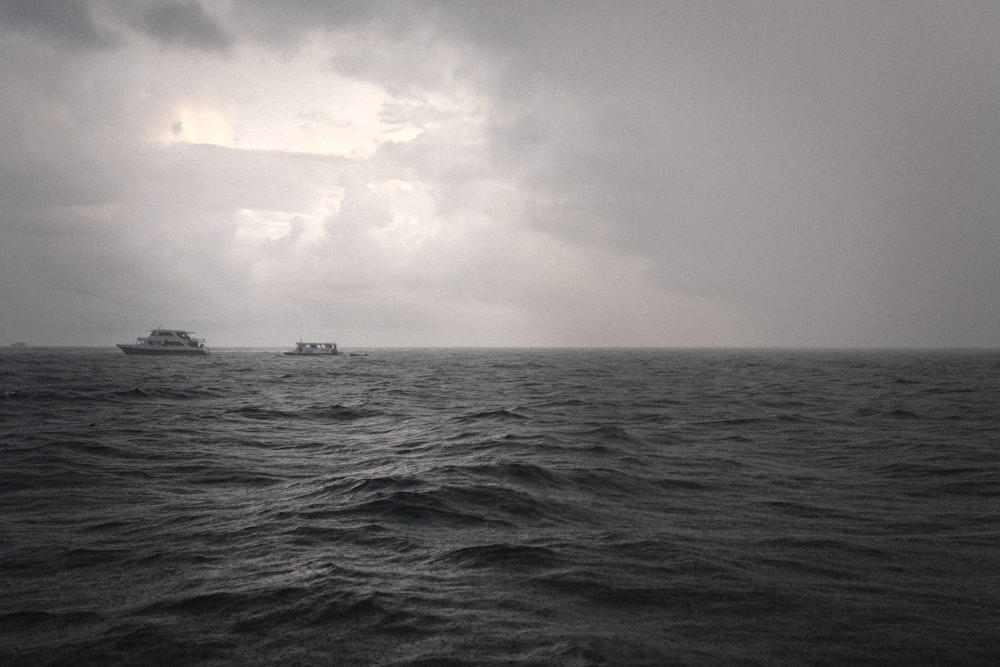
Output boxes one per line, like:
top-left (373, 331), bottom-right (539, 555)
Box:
top-left (117, 329), bottom-right (209, 355)
top-left (284, 341), bottom-right (339, 356)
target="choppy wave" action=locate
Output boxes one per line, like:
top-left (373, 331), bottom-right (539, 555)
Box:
top-left (1, 348), bottom-right (998, 665)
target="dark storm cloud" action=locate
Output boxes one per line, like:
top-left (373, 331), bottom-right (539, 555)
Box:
top-left (228, 0), bottom-right (392, 47)
top-left (0, 0), bottom-right (117, 49)
top-left (410, 1), bottom-right (1000, 346)
top-left (131, 0), bottom-right (232, 51)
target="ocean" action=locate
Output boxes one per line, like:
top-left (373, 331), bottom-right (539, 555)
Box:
top-left (1, 348), bottom-right (998, 666)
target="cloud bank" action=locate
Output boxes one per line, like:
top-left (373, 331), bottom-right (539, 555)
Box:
top-left (1, 0), bottom-right (998, 347)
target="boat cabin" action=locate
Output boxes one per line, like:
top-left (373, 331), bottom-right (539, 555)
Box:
top-left (286, 342), bottom-right (339, 355)
top-left (140, 329), bottom-right (205, 348)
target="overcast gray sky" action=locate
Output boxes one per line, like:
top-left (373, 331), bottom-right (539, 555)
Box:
top-left (2, 1), bottom-right (998, 347)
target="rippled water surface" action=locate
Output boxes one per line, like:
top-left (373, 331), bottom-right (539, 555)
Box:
top-left (2, 348), bottom-right (999, 665)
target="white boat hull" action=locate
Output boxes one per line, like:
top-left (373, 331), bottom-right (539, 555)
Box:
top-left (117, 344), bottom-right (209, 356)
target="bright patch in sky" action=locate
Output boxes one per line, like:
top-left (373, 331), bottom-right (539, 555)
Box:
top-left (140, 40), bottom-right (427, 157)
top-left (171, 106), bottom-right (234, 146)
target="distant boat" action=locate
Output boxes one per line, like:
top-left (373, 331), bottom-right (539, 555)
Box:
top-left (117, 329), bottom-right (209, 355)
top-left (9, 342), bottom-right (27, 348)
top-left (284, 341), bottom-right (339, 356)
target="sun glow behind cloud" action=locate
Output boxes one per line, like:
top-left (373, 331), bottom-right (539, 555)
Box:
top-left (139, 39), bottom-right (433, 158)
top-left (170, 105), bottom-right (234, 146)
top-left (120, 26), bottom-right (496, 331)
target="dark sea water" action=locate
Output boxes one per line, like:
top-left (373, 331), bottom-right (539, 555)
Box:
top-left (2, 348), bottom-right (998, 666)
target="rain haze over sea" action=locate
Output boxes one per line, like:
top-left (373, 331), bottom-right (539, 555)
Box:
top-left (2, 347), bottom-right (998, 665)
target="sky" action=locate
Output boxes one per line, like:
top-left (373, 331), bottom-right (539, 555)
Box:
top-left (1, 0), bottom-right (999, 348)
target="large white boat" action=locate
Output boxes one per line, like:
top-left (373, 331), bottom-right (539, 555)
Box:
top-left (283, 341), bottom-right (339, 356)
top-left (117, 329), bottom-right (209, 355)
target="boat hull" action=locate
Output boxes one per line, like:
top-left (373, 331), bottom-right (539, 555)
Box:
top-left (118, 344), bottom-right (209, 356)
top-left (282, 351), bottom-right (339, 356)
